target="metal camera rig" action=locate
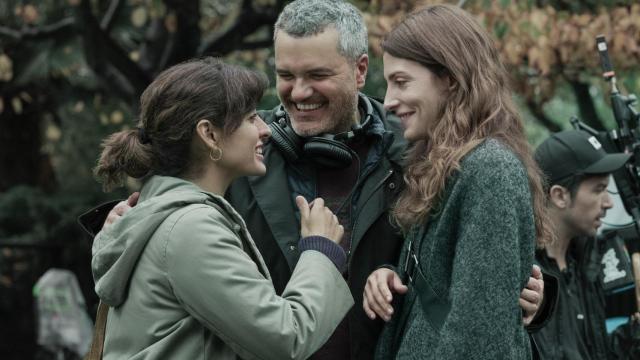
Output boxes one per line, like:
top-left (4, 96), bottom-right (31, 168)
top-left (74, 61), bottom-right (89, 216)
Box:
top-left (570, 35), bottom-right (640, 308)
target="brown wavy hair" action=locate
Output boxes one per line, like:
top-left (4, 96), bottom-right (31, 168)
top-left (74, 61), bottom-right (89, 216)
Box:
top-left (383, 5), bottom-right (552, 247)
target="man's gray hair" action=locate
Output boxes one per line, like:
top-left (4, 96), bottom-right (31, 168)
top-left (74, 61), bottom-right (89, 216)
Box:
top-left (274, 0), bottom-right (368, 62)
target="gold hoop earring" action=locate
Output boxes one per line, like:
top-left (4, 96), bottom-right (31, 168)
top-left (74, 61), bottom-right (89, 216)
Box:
top-left (209, 147), bottom-right (223, 162)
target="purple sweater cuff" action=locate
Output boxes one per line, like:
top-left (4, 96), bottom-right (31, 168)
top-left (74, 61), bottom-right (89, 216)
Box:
top-left (298, 236), bottom-right (347, 273)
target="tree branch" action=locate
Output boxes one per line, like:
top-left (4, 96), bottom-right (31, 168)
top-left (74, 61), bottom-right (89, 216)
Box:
top-left (236, 39), bottom-right (273, 51)
top-left (197, 0), bottom-right (280, 56)
top-left (77, 0), bottom-right (150, 100)
top-left (526, 99), bottom-right (562, 132)
top-left (100, 0), bottom-right (125, 33)
top-left (156, 0), bottom-right (202, 71)
top-left (569, 79), bottom-right (606, 130)
top-left (137, 19), bottom-right (169, 74)
top-left (0, 18), bottom-right (75, 42)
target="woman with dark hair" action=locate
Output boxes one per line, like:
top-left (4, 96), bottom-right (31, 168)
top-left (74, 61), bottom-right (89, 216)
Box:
top-left (91, 57), bottom-right (353, 359)
top-left (363, 5), bottom-right (553, 359)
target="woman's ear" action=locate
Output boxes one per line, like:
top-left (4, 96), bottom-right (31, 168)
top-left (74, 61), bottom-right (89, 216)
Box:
top-left (445, 74), bottom-right (456, 92)
top-left (195, 119), bottom-right (222, 148)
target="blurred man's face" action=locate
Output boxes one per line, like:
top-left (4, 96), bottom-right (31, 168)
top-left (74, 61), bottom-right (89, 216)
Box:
top-left (274, 27), bottom-right (367, 137)
top-left (562, 175), bottom-right (613, 238)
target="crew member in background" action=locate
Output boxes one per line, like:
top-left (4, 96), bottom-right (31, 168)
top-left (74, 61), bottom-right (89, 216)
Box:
top-left (533, 129), bottom-right (640, 359)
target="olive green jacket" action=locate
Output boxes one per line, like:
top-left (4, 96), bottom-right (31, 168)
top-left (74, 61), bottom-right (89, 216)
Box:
top-left (92, 176), bottom-right (353, 359)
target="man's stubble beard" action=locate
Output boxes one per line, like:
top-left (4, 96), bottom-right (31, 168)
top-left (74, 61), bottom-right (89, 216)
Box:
top-left (285, 92), bottom-right (359, 138)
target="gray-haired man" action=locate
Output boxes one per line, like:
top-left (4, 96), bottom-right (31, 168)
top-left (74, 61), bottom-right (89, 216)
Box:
top-left (227, 2), bottom-right (406, 358)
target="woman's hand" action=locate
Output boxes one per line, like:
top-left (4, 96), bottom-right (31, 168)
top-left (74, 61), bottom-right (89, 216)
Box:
top-left (296, 196), bottom-right (344, 244)
top-left (103, 192), bottom-right (140, 229)
top-left (363, 268), bottom-right (408, 322)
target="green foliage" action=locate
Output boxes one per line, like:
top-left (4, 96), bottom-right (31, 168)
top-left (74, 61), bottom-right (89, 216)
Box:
top-left (499, 0), bottom-right (511, 9)
top-left (537, 0), bottom-right (637, 12)
top-left (53, 96), bottom-right (133, 193)
top-left (493, 20), bottom-right (509, 40)
top-left (363, 55), bottom-right (387, 100)
top-left (0, 186), bottom-right (88, 244)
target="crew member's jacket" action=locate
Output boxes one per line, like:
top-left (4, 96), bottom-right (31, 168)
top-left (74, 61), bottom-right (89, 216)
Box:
top-left (91, 176), bottom-right (353, 359)
top-left (533, 235), bottom-right (638, 359)
top-left (226, 96), bottom-right (407, 359)
top-left (376, 139), bottom-right (537, 359)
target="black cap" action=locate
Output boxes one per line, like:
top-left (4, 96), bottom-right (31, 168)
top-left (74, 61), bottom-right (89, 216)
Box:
top-left (535, 130), bottom-right (630, 184)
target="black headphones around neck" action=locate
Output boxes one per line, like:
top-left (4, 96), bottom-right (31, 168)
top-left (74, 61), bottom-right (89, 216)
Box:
top-left (269, 94), bottom-right (374, 169)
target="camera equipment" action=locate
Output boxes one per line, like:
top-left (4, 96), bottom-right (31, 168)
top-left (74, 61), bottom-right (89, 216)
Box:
top-left (571, 35), bottom-right (640, 307)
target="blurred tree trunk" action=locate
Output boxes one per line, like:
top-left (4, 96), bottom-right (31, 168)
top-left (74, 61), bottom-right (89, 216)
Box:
top-left (0, 88), bottom-right (56, 193)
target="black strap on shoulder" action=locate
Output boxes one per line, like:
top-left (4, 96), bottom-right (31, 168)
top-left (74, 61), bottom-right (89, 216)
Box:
top-left (404, 249), bottom-right (451, 332)
top-left (390, 227), bottom-right (451, 353)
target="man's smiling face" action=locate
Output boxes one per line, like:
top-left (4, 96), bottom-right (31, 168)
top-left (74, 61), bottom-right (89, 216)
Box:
top-left (274, 27), bottom-right (366, 136)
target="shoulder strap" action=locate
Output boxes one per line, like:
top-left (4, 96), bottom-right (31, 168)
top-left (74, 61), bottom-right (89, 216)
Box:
top-left (84, 301), bottom-right (109, 360)
top-left (391, 226), bottom-right (451, 353)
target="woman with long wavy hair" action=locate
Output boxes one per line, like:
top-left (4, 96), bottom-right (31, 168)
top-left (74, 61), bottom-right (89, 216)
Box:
top-left (363, 4), bottom-right (553, 359)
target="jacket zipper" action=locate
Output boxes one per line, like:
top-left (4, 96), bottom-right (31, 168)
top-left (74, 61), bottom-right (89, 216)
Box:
top-left (346, 168), bottom-right (395, 269)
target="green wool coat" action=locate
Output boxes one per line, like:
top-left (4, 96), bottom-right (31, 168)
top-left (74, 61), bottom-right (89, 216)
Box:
top-left (376, 139), bottom-right (536, 360)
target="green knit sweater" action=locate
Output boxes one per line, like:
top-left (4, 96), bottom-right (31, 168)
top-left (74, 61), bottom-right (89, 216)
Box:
top-left (376, 139), bottom-right (535, 359)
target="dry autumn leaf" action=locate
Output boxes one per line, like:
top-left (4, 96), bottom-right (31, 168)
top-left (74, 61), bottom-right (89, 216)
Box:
top-left (165, 13), bottom-right (178, 33)
top-left (0, 54), bottom-right (13, 82)
top-left (22, 4), bottom-right (39, 24)
top-left (131, 7), bottom-right (148, 28)
top-left (11, 97), bottom-right (22, 115)
top-left (111, 110), bottom-right (124, 124)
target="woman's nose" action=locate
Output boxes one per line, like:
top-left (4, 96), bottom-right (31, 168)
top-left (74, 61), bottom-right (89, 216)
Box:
top-left (384, 96), bottom-right (399, 112)
top-left (256, 116), bottom-right (271, 140)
